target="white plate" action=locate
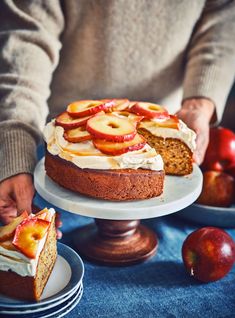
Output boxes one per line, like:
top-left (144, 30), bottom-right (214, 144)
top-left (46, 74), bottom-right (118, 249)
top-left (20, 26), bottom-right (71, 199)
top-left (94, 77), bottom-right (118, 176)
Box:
top-left (0, 283), bottom-right (82, 315)
top-left (177, 203), bottom-right (235, 227)
top-left (34, 158), bottom-right (202, 220)
top-left (0, 284), bottom-right (83, 318)
top-left (0, 243), bottom-right (84, 308)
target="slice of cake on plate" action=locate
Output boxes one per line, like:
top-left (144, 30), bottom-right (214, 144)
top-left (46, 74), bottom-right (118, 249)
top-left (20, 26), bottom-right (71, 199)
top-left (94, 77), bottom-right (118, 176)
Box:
top-left (0, 208), bottom-right (57, 301)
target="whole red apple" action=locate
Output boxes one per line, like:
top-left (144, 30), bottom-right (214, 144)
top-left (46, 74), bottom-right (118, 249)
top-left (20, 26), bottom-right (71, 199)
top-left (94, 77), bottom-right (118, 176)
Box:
top-left (197, 170), bottom-right (235, 207)
top-left (226, 165), bottom-right (235, 179)
top-left (182, 227), bottom-right (235, 282)
top-left (202, 127), bottom-right (235, 172)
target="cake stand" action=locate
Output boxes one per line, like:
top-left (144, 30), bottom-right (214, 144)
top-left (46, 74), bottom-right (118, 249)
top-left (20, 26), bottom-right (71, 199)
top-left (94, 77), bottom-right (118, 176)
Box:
top-left (34, 158), bottom-right (202, 265)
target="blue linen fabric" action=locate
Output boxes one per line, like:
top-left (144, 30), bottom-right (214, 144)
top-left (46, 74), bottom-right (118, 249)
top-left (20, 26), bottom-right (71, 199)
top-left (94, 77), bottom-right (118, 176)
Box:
top-left (34, 194), bottom-right (235, 318)
top-left (32, 146), bottom-right (235, 318)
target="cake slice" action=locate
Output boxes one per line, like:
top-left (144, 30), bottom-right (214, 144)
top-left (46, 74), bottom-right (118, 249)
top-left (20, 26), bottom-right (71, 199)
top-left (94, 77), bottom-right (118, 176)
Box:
top-left (129, 102), bottom-right (196, 175)
top-left (0, 208), bottom-right (57, 301)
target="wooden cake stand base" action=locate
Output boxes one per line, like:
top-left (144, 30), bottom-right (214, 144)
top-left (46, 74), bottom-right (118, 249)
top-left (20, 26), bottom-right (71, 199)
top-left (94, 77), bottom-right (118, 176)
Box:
top-left (73, 219), bottom-right (158, 265)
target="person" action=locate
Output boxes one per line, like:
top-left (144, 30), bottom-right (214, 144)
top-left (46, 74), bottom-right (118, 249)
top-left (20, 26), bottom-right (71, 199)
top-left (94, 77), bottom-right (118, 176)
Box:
top-left (0, 0), bottom-right (235, 225)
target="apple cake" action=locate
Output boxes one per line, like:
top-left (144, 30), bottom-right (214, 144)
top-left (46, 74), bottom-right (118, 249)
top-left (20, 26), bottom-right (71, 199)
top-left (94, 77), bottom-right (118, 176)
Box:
top-left (43, 99), bottom-right (196, 201)
top-left (0, 208), bottom-right (57, 301)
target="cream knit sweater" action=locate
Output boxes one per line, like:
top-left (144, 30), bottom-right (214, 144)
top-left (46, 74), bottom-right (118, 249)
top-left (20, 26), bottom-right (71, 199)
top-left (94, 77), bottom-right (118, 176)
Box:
top-left (0, 0), bottom-right (235, 182)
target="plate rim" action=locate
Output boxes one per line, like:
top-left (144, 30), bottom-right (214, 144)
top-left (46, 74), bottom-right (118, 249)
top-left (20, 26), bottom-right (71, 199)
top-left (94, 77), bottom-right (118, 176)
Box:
top-left (0, 283), bottom-right (82, 314)
top-left (193, 203), bottom-right (235, 213)
top-left (34, 158), bottom-right (203, 220)
top-left (0, 284), bottom-right (83, 316)
top-left (0, 243), bottom-right (84, 308)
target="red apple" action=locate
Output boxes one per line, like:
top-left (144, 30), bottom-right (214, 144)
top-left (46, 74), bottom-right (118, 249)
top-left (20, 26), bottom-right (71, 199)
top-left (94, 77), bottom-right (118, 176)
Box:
top-left (202, 127), bottom-right (235, 172)
top-left (197, 170), bottom-right (235, 207)
top-left (182, 227), bottom-right (235, 282)
top-left (225, 165), bottom-right (235, 179)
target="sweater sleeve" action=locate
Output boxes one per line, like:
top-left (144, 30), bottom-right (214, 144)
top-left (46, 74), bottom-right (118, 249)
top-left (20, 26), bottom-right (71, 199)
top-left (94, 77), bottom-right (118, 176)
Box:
top-left (0, 0), bottom-right (64, 182)
top-left (183, 0), bottom-right (235, 122)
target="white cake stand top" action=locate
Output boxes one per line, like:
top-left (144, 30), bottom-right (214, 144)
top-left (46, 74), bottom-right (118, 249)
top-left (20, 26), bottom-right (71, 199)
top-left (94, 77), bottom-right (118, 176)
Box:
top-left (34, 158), bottom-right (202, 220)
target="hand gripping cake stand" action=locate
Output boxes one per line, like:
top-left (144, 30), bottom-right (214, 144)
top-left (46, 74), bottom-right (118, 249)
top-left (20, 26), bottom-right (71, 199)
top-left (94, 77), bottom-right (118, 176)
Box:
top-left (34, 158), bottom-right (202, 265)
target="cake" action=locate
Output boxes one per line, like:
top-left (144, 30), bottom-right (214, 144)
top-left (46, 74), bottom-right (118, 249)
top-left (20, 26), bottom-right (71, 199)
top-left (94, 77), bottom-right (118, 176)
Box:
top-left (44, 99), bottom-right (196, 201)
top-left (0, 208), bottom-right (57, 301)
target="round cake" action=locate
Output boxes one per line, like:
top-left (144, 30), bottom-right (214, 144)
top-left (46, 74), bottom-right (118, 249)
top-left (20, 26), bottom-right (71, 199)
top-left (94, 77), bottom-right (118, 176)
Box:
top-left (43, 99), bottom-right (196, 201)
top-left (45, 151), bottom-right (164, 201)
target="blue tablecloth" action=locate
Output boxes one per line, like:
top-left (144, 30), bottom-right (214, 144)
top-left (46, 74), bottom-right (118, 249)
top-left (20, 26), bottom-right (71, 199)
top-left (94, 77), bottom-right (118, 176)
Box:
top-left (34, 193), bottom-right (235, 318)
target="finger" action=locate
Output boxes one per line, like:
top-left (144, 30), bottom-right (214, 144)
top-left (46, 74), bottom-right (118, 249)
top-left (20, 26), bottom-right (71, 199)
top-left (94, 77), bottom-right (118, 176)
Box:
top-left (55, 212), bottom-right (62, 228)
top-left (55, 218), bottom-right (63, 228)
top-left (194, 131), bottom-right (209, 165)
top-left (0, 207), bottom-right (17, 224)
top-left (0, 198), bottom-right (16, 209)
top-left (56, 229), bottom-right (63, 240)
top-left (14, 186), bottom-right (35, 215)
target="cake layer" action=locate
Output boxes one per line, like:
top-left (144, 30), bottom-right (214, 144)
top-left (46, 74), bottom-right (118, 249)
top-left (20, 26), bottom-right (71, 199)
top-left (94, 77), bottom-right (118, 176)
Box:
top-left (44, 121), bottom-right (164, 171)
top-left (138, 128), bottom-right (193, 175)
top-left (0, 214), bottom-right (57, 301)
top-left (45, 151), bottom-right (164, 201)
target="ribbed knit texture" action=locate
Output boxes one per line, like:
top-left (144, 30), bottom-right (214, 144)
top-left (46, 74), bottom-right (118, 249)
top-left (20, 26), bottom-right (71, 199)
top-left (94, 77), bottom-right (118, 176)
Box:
top-left (0, 123), bottom-right (37, 182)
top-left (0, 0), bottom-right (235, 181)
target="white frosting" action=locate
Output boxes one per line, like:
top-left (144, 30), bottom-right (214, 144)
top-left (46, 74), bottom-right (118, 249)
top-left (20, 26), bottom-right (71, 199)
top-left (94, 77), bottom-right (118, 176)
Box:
top-left (0, 208), bottom-right (55, 277)
top-left (43, 121), bottom-right (164, 171)
top-left (139, 119), bottom-right (196, 151)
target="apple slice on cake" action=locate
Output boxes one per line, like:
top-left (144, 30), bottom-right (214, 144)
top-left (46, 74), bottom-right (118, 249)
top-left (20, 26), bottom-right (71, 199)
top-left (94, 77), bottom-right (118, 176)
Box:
top-left (93, 134), bottom-right (146, 155)
top-left (64, 126), bottom-right (92, 143)
top-left (87, 113), bottom-right (137, 142)
top-left (0, 211), bottom-right (28, 242)
top-left (67, 100), bottom-right (114, 118)
top-left (12, 218), bottom-right (50, 259)
top-left (130, 102), bottom-right (169, 120)
top-left (55, 112), bottom-right (93, 130)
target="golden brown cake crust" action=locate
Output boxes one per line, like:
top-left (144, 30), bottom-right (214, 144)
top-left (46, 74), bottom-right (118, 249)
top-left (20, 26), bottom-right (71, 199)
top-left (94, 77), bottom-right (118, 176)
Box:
top-left (138, 128), bottom-right (193, 175)
top-left (45, 151), bottom-right (164, 201)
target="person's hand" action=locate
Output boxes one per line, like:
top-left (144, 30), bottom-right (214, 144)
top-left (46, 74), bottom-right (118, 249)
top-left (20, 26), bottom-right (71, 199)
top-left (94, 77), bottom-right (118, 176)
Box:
top-left (0, 174), bottom-right (34, 224)
top-left (0, 173), bottom-right (62, 238)
top-left (176, 98), bottom-right (215, 165)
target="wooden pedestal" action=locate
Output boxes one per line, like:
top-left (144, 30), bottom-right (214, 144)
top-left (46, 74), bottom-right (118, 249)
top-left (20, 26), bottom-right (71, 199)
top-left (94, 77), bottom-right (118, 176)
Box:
top-left (73, 219), bottom-right (158, 266)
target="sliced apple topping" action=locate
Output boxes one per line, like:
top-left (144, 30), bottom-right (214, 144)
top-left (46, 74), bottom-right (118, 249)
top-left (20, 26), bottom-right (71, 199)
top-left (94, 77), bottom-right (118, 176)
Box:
top-left (62, 140), bottom-right (103, 156)
top-left (86, 114), bottom-right (136, 142)
top-left (0, 240), bottom-right (18, 251)
top-left (107, 98), bottom-right (131, 111)
top-left (112, 111), bottom-right (144, 125)
top-left (0, 211), bottom-right (28, 242)
top-left (55, 111), bottom-right (92, 130)
top-left (34, 208), bottom-right (52, 221)
top-left (12, 218), bottom-right (50, 259)
top-left (152, 115), bottom-right (180, 129)
top-left (64, 126), bottom-right (92, 143)
top-left (67, 100), bottom-right (114, 118)
top-left (93, 134), bottom-right (146, 156)
top-left (130, 102), bottom-right (169, 119)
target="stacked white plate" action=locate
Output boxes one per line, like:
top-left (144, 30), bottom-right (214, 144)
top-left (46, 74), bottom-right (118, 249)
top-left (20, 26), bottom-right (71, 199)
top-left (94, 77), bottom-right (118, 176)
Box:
top-left (0, 243), bottom-right (84, 318)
